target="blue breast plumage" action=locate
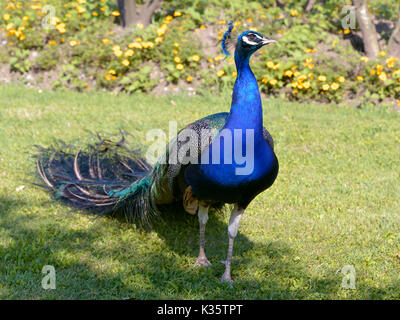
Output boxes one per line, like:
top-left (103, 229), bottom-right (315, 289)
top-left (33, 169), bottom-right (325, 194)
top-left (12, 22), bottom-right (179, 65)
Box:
top-left (184, 48), bottom-right (279, 207)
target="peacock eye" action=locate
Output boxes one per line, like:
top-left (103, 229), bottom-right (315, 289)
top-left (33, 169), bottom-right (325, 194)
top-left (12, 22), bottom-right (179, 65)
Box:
top-left (248, 34), bottom-right (256, 41)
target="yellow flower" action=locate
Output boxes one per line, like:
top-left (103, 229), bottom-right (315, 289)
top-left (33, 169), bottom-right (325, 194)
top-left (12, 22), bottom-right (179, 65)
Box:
top-left (337, 76), bottom-right (345, 83)
top-left (176, 64), bottom-right (184, 70)
top-left (164, 15), bottom-right (173, 23)
top-left (356, 76), bottom-right (364, 81)
top-left (322, 84), bottom-right (330, 91)
top-left (360, 56), bottom-right (368, 63)
top-left (125, 49), bottom-right (134, 57)
top-left (297, 75), bottom-right (307, 82)
top-left (137, 23), bottom-right (144, 29)
top-left (332, 40), bottom-right (338, 46)
top-left (304, 48), bottom-right (317, 53)
top-left (129, 42), bottom-right (142, 49)
top-left (232, 71), bottom-right (237, 77)
top-left (262, 77), bottom-right (268, 84)
top-left (318, 75), bottom-right (326, 82)
top-left (112, 45), bottom-right (123, 57)
top-left (303, 81), bottom-right (311, 89)
top-left (3, 14), bottom-right (11, 21)
top-left (378, 72), bottom-right (387, 81)
top-left (217, 70), bottom-right (225, 77)
top-left (69, 40), bottom-right (79, 47)
top-left (108, 69), bottom-right (116, 75)
top-left (112, 11), bottom-right (120, 16)
top-left (192, 54), bottom-right (200, 62)
top-left (102, 38), bottom-right (110, 45)
top-left (92, 11), bottom-right (98, 17)
top-left (269, 79), bottom-right (277, 85)
top-left (105, 74), bottom-right (112, 81)
top-left (56, 23), bottom-right (66, 33)
top-left (330, 82), bottom-right (339, 90)
top-left (155, 37), bottom-right (163, 43)
top-left (76, 5), bottom-right (86, 14)
top-left (343, 29), bottom-right (350, 34)
top-left (386, 57), bottom-right (398, 68)
top-left (199, 25), bottom-right (206, 30)
top-left (376, 64), bottom-right (384, 72)
top-left (370, 69), bottom-right (376, 75)
top-left (157, 24), bottom-right (167, 36)
top-left (266, 61), bottom-right (275, 68)
top-left (284, 70), bottom-right (293, 77)
top-left (22, 16), bottom-right (29, 21)
top-left (173, 42), bottom-right (179, 47)
top-left (397, 100), bottom-right (400, 107)
top-left (186, 76), bottom-right (193, 82)
top-left (31, 4), bottom-right (42, 10)
top-left (174, 11), bottom-right (182, 17)
top-left (174, 56), bottom-right (181, 63)
top-left (49, 40), bottom-right (57, 46)
top-left (142, 41), bottom-right (154, 48)
top-left (290, 9), bottom-right (298, 16)
top-left (378, 50), bottom-right (386, 57)
top-left (122, 59), bottom-right (130, 67)
top-left (272, 63), bottom-right (281, 70)
top-left (215, 54), bottom-right (224, 62)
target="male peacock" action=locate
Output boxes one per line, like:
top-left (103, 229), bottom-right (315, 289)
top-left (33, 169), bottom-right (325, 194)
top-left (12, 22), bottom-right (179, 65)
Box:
top-left (35, 24), bottom-right (279, 283)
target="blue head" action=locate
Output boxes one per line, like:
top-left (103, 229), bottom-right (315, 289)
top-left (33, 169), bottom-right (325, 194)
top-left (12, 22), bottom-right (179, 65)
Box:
top-left (222, 23), bottom-right (276, 61)
top-left (236, 30), bottom-right (276, 57)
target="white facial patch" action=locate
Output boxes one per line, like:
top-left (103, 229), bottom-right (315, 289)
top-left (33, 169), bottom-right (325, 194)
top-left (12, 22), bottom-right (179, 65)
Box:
top-left (242, 33), bottom-right (263, 46)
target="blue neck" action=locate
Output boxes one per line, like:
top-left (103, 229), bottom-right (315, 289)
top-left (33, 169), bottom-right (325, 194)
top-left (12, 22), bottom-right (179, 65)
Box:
top-left (225, 50), bottom-right (263, 136)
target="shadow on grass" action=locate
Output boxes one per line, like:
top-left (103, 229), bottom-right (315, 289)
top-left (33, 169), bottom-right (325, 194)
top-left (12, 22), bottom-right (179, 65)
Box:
top-left (1, 195), bottom-right (396, 299)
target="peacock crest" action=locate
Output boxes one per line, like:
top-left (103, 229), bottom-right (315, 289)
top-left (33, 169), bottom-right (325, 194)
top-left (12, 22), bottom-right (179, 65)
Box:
top-left (221, 21), bottom-right (238, 56)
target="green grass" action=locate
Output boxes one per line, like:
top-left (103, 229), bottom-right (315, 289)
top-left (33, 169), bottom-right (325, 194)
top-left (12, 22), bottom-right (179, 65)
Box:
top-left (1, 84), bottom-right (400, 299)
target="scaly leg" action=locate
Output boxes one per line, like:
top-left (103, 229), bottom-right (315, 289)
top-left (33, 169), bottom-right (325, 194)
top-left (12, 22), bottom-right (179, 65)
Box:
top-left (221, 204), bottom-right (244, 283)
top-left (194, 204), bottom-right (212, 267)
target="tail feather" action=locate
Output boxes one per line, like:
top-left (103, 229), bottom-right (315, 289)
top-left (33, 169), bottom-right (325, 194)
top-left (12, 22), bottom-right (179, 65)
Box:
top-left (34, 133), bottom-right (157, 225)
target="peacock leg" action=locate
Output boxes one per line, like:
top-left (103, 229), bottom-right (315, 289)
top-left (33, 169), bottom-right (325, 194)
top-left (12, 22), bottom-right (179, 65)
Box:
top-left (194, 204), bottom-right (212, 267)
top-left (220, 204), bottom-right (244, 283)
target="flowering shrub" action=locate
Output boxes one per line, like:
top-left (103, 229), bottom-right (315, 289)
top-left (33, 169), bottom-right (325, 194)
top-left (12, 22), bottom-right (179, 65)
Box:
top-left (0, 0), bottom-right (399, 106)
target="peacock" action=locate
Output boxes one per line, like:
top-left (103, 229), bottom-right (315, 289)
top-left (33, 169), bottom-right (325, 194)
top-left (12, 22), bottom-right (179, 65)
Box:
top-left (35, 23), bottom-right (279, 283)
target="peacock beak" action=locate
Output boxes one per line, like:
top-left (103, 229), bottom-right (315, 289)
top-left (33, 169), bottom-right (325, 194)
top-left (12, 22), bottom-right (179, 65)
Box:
top-left (261, 37), bottom-right (277, 45)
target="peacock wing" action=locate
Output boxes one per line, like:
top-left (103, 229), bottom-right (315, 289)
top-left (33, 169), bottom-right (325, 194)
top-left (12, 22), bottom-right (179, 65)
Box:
top-left (149, 112), bottom-right (229, 207)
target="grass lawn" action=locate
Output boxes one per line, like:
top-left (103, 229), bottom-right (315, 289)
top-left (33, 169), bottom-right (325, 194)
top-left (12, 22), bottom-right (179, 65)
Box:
top-left (0, 84), bottom-right (399, 299)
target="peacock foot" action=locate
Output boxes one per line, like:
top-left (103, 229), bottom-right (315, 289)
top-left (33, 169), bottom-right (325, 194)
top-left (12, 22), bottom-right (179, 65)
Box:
top-left (194, 255), bottom-right (212, 267)
top-left (220, 272), bottom-right (234, 284)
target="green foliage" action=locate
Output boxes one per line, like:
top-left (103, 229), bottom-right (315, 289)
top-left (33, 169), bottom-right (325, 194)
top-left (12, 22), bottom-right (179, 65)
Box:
top-left (0, 0), bottom-right (399, 103)
top-left (34, 47), bottom-right (59, 71)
